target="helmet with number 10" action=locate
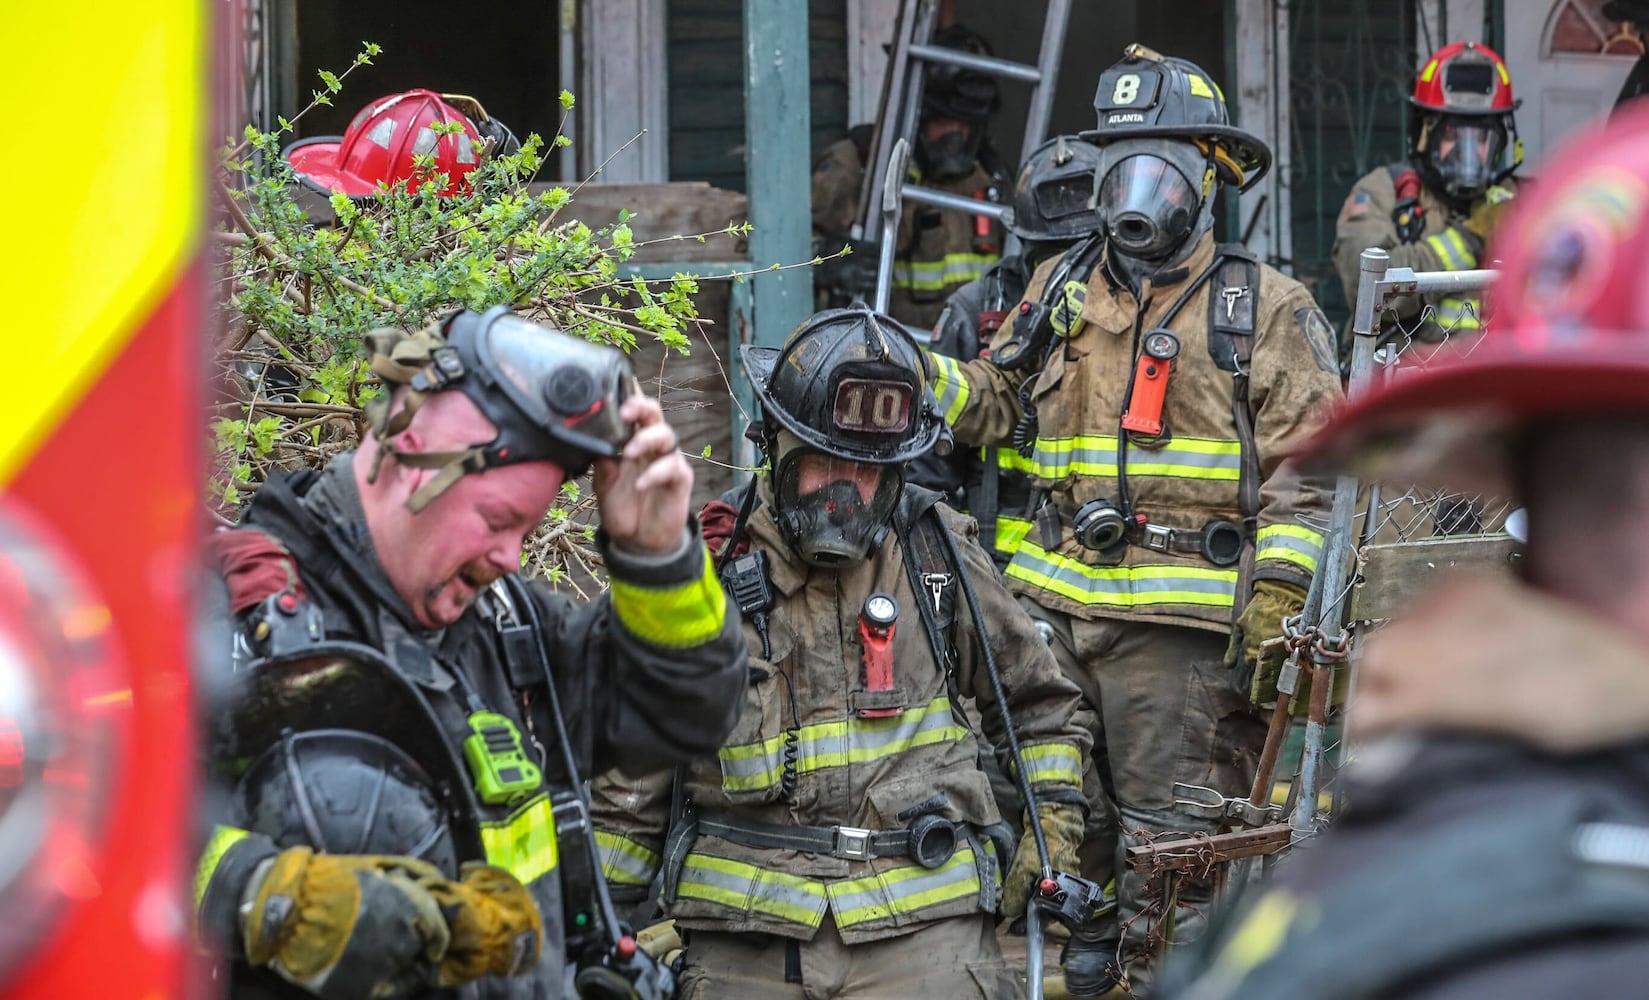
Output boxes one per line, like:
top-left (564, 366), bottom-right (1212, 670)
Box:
top-left (741, 308), bottom-right (948, 566)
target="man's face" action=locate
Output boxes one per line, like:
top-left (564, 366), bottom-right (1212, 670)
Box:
top-left (376, 459), bottom-right (565, 630)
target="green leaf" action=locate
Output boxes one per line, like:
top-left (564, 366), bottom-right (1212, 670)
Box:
top-left (700, 444), bottom-right (713, 459)
top-left (559, 89), bottom-right (576, 110)
top-left (318, 69), bottom-right (341, 93)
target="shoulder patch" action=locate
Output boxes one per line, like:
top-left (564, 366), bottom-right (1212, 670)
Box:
top-left (1294, 307), bottom-right (1341, 374)
top-left (1340, 190), bottom-right (1370, 221)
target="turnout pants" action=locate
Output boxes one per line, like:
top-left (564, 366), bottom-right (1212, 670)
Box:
top-left (677, 913), bottom-right (1020, 999)
top-left (1018, 598), bottom-right (1265, 994)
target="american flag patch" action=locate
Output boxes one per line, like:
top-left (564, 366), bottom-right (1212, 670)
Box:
top-left (1342, 190), bottom-right (1371, 220)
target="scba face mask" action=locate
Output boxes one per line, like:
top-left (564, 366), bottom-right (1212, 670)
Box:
top-left (1096, 138), bottom-right (1212, 263)
top-left (1427, 116), bottom-right (1508, 201)
top-left (773, 434), bottom-right (903, 567)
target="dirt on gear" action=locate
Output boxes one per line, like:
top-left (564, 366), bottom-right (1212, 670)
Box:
top-left (1408, 41), bottom-right (1523, 203)
top-left (1003, 135), bottom-right (1105, 246)
top-left (284, 89), bottom-right (484, 198)
top-left (363, 306), bottom-right (636, 512)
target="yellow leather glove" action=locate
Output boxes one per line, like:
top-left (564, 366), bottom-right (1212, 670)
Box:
top-left (241, 847), bottom-right (451, 999)
top-left (419, 862), bottom-right (544, 986)
top-left (1000, 801), bottom-right (1085, 920)
top-left (1461, 184), bottom-right (1516, 243)
top-left (1224, 580), bottom-right (1308, 705)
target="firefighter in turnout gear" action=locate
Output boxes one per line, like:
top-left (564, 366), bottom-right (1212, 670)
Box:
top-left (588, 308), bottom-right (1092, 999)
top-left (1158, 99), bottom-right (1649, 1000)
top-left (1332, 41), bottom-right (1523, 365)
top-left (924, 45), bottom-right (1342, 994)
top-left (812, 24), bottom-right (1008, 329)
top-left (909, 134), bottom-right (1107, 573)
top-left (194, 307), bottom-right (747, 999)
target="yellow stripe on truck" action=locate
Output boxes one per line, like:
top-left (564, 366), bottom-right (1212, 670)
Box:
top-left (0, 2), bottom-right (204, 486)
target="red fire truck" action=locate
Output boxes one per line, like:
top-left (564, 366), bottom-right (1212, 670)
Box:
top-left (0, 1), bottom-right (206, 996)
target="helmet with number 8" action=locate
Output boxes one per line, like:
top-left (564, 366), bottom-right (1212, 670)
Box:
top-left (1081, 44), bottom-right (1271, 270)
top-left (741, 307), bottom-right (948, 565)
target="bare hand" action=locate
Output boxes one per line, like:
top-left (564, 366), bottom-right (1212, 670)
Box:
top-left (592, 387), bottom-right (693, 555)
top-left (1353, 574), bottom-right (1649, 753)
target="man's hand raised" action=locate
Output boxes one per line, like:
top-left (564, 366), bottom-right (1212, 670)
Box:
top-left (593, 387), bottom-right (693, 554)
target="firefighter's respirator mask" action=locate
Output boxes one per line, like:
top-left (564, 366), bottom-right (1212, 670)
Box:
top-left (365, 306), bottom-right (636, 512)
top-left (1096, 138), bottom-right (1211, 263)
top-left (773, 432), bottom-right (902, 567)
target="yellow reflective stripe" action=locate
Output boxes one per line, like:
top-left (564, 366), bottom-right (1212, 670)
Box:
top-left (893, 253), bottom-right (998, 291)
top-left (1016, 742), bottom-right (1084, 788)
top-left (996, 447), bottom-right (1036, 475)
top-left (1018, 435), bottom-right (1243, 482)
top-left (927, 351), bottom-right (972, 425)
top-left (481, 793), bottom-right (559, 885)
top-left (595, 830), bottom-right (660, 886)
top-left (1423, 228), bottom-right (1477, 270)
top-left (994, 514), bottom-right (1032, 558)
top-left (718, 696), bottom-right (970, 792)
top-left (194, 825), bottom-right (250, 909)
top-left (677, 853), bottom-right (828, 926)
top-left (827, 844), bottom-right (984, 926)
top-left (608, 550), bottom-right (727, 650)
top-left (1007, 539), bottom-right (1239, 609)
top-left (1254, 524), bottom-right (1324, 574)
top-left (1206, 890), bottom-right (1308, 983)
top-left (1433, 297), bottom-right (1483, 329)
top-left (2, 1), bottom-right (204, 485)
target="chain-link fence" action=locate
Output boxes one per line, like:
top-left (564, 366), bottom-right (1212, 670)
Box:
top-left (1128, 250), bottom-right (1514, 949)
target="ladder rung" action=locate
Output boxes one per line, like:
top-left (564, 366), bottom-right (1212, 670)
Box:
top-left (901, 183), bottom-right (1009, 222)
top-left (906, 44), bottom-right (1043, 85)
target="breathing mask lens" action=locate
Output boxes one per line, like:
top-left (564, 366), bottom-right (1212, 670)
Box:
top-left (1431, 119), bottom-right (1505, 200)
top-left (916, 120), bottom-right (981, 181)
top-left (1098, 153), bottom-right (1200, 259)
top-left (775, 450), bottom-right (901, 566)
top-left (472, 311), bottom-right (634, 466)
top-left (1033, 174), bottom-right (1096, 227)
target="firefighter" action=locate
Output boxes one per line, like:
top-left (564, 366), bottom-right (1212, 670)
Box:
top-left (194, 308), bottom-right (747, 998)
top-left (1331, 42), bottom-right (1522, 365)
top-left (589, 307), bottom-right (1092, 999)
top-left (923, 44), bottom-right (1342, 994)
top-left (909, 133), bottom-right (1106, 575)
top-left (1157, 100), bottom-right (1649, 1000)
top-left (812, 24), bottom-right (1008, 329)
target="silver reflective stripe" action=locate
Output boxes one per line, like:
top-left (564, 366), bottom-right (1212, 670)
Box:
top-left (1254, 529), bottom-right (1323, 568)
top-left (677, 854), bottom-right (828, 926)
top-left (1007, 543), bottom-right (1239, 608)
top-left (929, 352), bottom-right (970, 426)
top-left (595, 831), bottom-right (660, 886)
top-left (826, 847), bottom-right (983, 926)
top-left (1025, 436), bottom-right (1243, 480)
top-left (719, 697), bottom-right (968, 791)
top-left (1573, 823), bottom-right (1649, 872)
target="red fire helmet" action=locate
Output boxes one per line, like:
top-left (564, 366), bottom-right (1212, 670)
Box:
top-left (1411, 41), bottom-right (1519, 115)
top-left (1300, 101), bottom-right (1649, 493)
top-left (284, 89), bottom-right (482, 197)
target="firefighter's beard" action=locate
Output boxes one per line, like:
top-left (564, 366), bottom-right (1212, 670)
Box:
top-left (422, 559), bottom-right (505, 622)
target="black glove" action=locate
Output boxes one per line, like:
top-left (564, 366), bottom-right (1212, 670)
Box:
top-left (816, 237), bottom-right (882, 301)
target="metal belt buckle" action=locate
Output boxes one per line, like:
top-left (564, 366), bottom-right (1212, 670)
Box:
top-left (1142, 523), bottom-right (1173, 552)
top-left (833, 826), bottom-right (874, 861)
